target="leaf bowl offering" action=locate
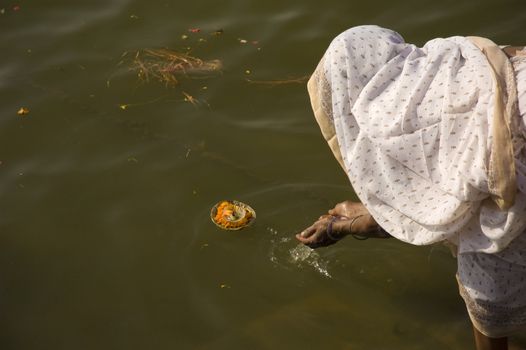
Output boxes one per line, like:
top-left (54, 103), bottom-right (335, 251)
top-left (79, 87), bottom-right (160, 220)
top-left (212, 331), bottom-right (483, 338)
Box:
top-left (210, 200), bottom-right (256, 230)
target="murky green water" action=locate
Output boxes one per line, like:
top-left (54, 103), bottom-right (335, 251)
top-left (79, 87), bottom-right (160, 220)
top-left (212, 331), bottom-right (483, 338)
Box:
top-left (1, 1), bottom-right (526, 349)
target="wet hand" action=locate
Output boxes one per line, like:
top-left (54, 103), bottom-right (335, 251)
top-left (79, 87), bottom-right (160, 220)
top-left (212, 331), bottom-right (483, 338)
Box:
top-left (328, 200), bottom-right (369, 218)
top-left (295, 216), bottom-right (349, 248)
top-left (296, 205), bottom-right (387, 248)
top-left (328, 202), bottom-right (387, 237)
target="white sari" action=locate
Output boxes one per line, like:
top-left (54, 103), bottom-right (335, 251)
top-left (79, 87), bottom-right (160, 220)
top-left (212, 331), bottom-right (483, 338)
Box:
top-left (308, 25), bottom-right (526, 337)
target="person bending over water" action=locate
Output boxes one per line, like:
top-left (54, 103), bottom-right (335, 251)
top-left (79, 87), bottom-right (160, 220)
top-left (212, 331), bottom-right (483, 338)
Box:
top-left (296, 25), bottom-right (526, 350)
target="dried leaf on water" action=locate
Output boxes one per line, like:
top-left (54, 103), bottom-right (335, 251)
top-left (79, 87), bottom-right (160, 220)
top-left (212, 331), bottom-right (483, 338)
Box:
top-left (17, 107), bottom-right (29, 116)
top-left (115, 96), bottom-right (170, 110)
top-left (182, 91), bottom-right (201, 107)
top-left (181, 91), bottom-right (210, 109)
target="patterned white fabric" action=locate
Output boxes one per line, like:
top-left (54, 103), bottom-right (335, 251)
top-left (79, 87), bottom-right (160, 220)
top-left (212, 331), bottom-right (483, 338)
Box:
top-left (456, 48), bottom-right (526, 337)
top-left (311, 25), bottom-right (526, 254)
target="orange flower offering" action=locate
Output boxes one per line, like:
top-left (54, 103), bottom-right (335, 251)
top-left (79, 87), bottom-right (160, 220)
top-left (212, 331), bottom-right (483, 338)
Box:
top-left (211, 200), bottom-right (256, 230)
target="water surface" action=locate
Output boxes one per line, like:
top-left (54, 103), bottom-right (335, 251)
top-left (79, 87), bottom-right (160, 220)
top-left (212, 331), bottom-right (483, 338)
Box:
top-left (1, 0), bottom-right (526, 349)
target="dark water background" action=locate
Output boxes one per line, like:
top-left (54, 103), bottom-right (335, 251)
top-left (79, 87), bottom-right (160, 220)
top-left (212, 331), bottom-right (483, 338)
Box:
top-left (1, 0), bottom-right (526, 349)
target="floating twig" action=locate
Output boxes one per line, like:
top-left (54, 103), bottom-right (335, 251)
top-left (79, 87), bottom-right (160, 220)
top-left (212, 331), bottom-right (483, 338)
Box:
top-left (246, 75), bottom-right (310, 86)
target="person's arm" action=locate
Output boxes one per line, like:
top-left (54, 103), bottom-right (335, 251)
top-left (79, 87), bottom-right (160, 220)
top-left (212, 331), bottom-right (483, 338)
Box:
top-left (502, 46), bottom-right (525, 57)
top-left (328, 200), bottom-right (389, 236)
top-left (295, 200), bottom-right (390, 248)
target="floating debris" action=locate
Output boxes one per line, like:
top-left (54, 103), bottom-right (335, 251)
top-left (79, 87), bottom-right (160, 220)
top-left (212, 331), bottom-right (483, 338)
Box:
top-left (211, 29), bottom-right (224, 36)
top-left (17, 107), bottom-right (29, 116)
top-left (180, 91), bottom-right (209, 109)
top-left (130, 48), bottom-right (222, 87)
top-left (188, 28), bottom-right (201, 33)
top-left (211, 200), bottom-right (256, 230)
top-left (246, 75), bottom-right (310, 86)
top-left (182, 91), bottom-right (198, 106)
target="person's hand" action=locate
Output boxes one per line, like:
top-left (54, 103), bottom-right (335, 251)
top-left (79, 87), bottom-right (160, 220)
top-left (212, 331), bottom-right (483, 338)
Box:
top-left (328, 200), bottom-right (369, 218)
top-left (295, 201), bottom-right (389, 248)
top-left (295, 216), bottom-right (350, 248)
top-left (329, 201), bottom-right (390, 238)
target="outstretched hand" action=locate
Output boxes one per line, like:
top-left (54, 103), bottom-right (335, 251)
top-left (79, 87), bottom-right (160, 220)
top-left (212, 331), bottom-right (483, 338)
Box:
top-left (295, 215), bottom-right (348, 248)
top-left (328, 200), bottom-right (370, 219)
top-left (296, 200), bottom-right (386, 248)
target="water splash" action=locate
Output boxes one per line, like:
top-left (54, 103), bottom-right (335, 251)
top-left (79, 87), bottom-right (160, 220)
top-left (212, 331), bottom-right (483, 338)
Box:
top-left (267, 227), bottom-right (332, 278)
top-left (289, 244), bottom-right (332, 278)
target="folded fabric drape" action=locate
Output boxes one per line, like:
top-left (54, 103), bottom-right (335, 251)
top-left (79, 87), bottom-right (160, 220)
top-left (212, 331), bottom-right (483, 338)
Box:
top-left (308, 25), bottom-right (526, 254)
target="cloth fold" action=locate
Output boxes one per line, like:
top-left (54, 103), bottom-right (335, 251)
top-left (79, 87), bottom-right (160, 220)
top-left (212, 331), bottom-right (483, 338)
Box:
top-left (468, 36), bottom-right (518, 210)
top-left (308, 25), bottom-right (526, 254)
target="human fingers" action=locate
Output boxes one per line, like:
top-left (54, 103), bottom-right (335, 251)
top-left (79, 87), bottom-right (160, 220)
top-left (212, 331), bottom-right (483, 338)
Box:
top-left (328, 209), bottom-right (339, 217)
top-left (301, 227), bottom-right (325, 245)
top-left (304, 224), bottom-right (334, 247)
top-left (296, 220), bottom-right (328, 244)
top-left (296, 224), bottom-right (317, 242)
top-left (329, 200), bottom-right (368, 218)
top-left (328, 201), bottom-right (346, 216)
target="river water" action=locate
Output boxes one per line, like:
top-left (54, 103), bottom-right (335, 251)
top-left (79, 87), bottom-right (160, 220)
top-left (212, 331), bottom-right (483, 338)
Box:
top-left (1, 0), bottom-right (526, 349)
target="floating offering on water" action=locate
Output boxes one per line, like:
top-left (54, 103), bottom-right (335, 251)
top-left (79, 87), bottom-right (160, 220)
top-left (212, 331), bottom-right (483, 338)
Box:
top-left (211, 200), bottom-right (256, 230)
